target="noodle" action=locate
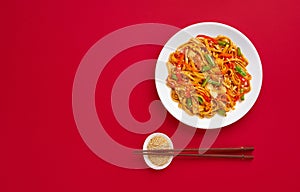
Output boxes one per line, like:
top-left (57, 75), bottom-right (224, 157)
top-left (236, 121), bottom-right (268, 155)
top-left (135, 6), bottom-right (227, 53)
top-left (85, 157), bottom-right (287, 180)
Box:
top-left (166, 35), bottom-right (252, 118)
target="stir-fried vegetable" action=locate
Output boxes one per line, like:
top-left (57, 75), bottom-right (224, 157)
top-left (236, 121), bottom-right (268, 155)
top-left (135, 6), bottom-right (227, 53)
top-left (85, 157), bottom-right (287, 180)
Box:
top-left (186, 98), bottom-right (192, 107)
top-left (198, 97), bottom-right (203, 104)
top-left (235, 65), bottom-right (247, 76)
top-left (196, 35), bottom-right (218, 44)
top-left (217, 109), bottom-right (226, 116)
top-left (171, 74), bottom-right (178, 80)
top-left (240, 89), bottom-right (245, 101)
top-left (202, 76), bottom-right (210, 87)
top-left (218, 40), bottom-right (228, 46)
top-left (201, 65), bottom-right (211, 72)
top-left (240, 94), bottom-right (245, 101)
top-left (219, 53), bottom-right (233, 58)
top-left (208, 79), bottom-right (221, 86)
top-left (204, 53), bottom-right (215, 67)
top-left (237, 47), bottom-right (242, 56)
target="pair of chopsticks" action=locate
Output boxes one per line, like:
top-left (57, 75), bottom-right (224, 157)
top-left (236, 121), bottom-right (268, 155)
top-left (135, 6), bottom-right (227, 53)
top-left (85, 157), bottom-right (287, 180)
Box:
top-left (134, 147), bottom-right (254, 159)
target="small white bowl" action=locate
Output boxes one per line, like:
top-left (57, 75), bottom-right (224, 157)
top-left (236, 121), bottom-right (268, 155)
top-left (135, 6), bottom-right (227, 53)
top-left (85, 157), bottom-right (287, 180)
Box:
top-left (143, 132), bottom-right (174, 170)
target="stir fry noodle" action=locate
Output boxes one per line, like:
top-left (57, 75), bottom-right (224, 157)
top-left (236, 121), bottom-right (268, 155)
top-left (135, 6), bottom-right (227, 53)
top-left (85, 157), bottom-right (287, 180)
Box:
top-left (166, 35), bottom-right (252, 118)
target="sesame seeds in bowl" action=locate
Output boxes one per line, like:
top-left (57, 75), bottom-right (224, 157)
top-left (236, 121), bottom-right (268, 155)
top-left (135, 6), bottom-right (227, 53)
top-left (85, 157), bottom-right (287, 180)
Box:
top-left (143, 133), bottom-right (174, 170)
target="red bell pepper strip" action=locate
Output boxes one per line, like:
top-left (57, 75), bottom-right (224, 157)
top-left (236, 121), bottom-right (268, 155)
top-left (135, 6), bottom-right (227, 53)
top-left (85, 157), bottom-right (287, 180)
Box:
top-left (226, 62), bottom-right (235, 69)
top-left (196, 35), bottom-right (218, 44)
top-left (236, 73), bottom-right (249, 87)
top-left (219, 53), bottom-right (233, 58)
top-left (199, 92), bottom-right (211, 102)
top-left (176, 53), bottom-right (184, 68)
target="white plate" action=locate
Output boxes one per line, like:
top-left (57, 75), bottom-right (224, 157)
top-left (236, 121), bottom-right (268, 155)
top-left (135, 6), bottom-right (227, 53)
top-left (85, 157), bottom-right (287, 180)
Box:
top-left (155, 22), bottom-right (263, 129)
top-left (143, 133), bottom-right (173, 170)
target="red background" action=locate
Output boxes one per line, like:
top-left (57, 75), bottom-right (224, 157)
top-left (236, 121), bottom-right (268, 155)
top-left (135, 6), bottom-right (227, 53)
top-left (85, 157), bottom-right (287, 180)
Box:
top-left (5, 0), bottom-right (300, 191)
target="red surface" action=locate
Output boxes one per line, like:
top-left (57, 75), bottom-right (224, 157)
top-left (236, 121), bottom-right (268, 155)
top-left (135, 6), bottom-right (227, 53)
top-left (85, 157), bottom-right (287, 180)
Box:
top-left (5, 0), bottom-right (300, 191)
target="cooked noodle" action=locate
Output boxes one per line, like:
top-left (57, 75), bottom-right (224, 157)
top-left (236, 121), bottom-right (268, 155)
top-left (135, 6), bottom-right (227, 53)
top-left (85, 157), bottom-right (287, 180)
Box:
top-left (166, 35), bottom-right (252, 118)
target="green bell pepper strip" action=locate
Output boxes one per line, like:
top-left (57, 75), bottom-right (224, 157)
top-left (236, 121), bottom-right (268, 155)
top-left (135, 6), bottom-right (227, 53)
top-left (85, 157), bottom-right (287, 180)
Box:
top-left (218, 40), bottom-right (228, 46)
top-left (240, 94), bottom-right (245, 101)
top-left (217, 109), bottom-right (226, 116)
top-left (208, 79), bottom-right (221, 86)
top-left (235, 65), bottom-right (247, 77)
top-left (186, 98), bottom-right (192, 107)
top-left (198, 97), bottom-right (203, 104)
top-left (201, 65), bottom-right (211, 72)
top-left (204, 53), bottom-right (215, 67)
top-left (202, 76), bottom-right (210, 87)
top-left (171, 74), bottom-right (178, 80)
top-left (237, 47), bottom-right (242, 56)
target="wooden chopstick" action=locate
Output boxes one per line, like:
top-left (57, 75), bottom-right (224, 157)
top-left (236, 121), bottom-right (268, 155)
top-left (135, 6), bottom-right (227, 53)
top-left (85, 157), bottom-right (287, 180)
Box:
top-left (135, 146), bottom-right (254, 153)
top-left (138, 152), bottom-right (254, 159)
top-left (134, 147), bottom-right (254, 159)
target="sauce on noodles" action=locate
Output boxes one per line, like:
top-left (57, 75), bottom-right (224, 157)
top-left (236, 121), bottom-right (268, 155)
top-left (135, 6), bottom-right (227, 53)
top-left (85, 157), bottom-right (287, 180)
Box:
top-left (166, 35), bottom-right (252, 118)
